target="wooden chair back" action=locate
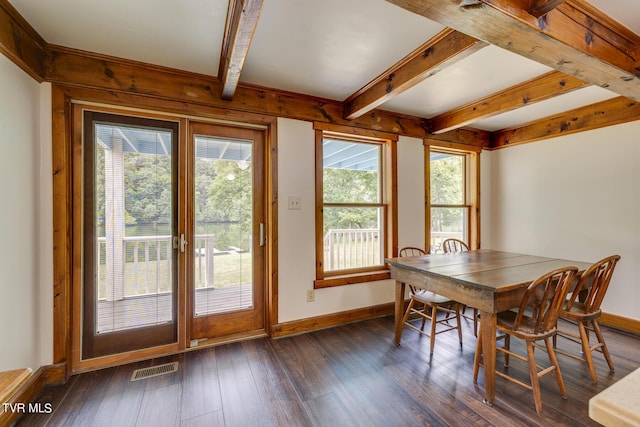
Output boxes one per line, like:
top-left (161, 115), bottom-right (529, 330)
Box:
top-left (565, 255), bottom-right (620, 316)
top-left (511, 266), bottom-right (578, 335)
top-left (398, 247), bottom-right (427, 257)
top-left (442, 238), bottom-right (469, 253)
top-left (398, 247), bottom-right (428, 294)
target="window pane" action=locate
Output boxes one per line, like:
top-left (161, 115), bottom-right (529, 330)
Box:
top-left (323, 139), bottom-right (380, 203)
top-left (430, 152), bottom-right (464, 204)
top-left (323, 206), bottom-right (383, 271)
top-left (430, 207), bottom-right (468, 253)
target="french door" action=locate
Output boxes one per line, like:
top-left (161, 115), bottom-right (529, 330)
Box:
top-left (81, 111), bottom-right (180, 359)
top-left (78, 108), bottom-right (266, 362)
top-left (187, 122), bottom-right (265, 342)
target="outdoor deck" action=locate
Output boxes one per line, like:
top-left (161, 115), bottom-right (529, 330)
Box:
top-left (97, 284), bottom-right (252, 333)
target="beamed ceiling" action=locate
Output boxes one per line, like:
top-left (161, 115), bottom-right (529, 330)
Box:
top-left (2, 0), bottom-right (640, 149)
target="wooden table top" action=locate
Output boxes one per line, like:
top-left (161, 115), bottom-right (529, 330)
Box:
top-left (386, 249), bottom-right (593, 293)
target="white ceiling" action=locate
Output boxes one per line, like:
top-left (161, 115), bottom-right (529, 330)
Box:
top-left (382, 45), bottom-right (553, 119)
top-left (8, 0), bottom-right (639, 133)
top-left (241, 0), bottom-right (444, 100)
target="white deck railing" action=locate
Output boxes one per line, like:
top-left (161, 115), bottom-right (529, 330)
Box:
top-left (322, 229), bottom-right (466, 270)
top-left (95, 229), bottom-right (466, 300)
top-left (323, 228), bottom-right (381, 271)
top-left (96, 234), bottom-right (218, 300)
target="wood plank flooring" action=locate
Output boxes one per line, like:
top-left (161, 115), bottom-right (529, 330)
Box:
top-left (15, 316), bottom-right (640, 426)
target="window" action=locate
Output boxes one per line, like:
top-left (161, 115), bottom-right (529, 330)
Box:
top-left (428, 145), bottom-right (479, 253)
top-left (314, 125), bottom-right (397, 288)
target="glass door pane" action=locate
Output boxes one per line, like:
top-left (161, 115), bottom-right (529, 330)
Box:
top-left (193, 135), bottom-right (253, 316)
top-left (82, 111), bottom-right (179, 359)
top-left (189, 122), bottom-right (265, 341)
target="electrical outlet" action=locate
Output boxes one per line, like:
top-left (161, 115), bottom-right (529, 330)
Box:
top-left (288, 196), bottom-right (301, 210)
top-left (306, 289), bottom-right (315, 302)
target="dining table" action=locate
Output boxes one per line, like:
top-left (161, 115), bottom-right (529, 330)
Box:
top-left (385, 249), bottom-right (593, 406)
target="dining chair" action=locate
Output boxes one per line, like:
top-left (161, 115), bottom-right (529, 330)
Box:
top-left (398, 246), bottom-right (462, 354)
top-left (442, 238), bottom-right (477, 336)
top-left (442, 238), bottom-right (469, 253)
top-left (473, 266), bottom-right (579, 413)
top-left (553, 255), bottom-right (621, 384)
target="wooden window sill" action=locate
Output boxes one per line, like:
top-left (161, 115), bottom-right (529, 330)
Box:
top-left (314, 271), bottom-right (391, 289)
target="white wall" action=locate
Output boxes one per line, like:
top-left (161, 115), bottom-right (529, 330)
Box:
top-left (0, 55), bottom-right (53, 371)
top-left (397, 136), bottom-right (425, 250)
top-left (38, 84), bottom-right (54, 365)
top-left (276, 119), bottom-right (424, 322)
top-left (481, 121), bottom-right (640, 320)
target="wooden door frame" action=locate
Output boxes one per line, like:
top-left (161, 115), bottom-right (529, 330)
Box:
top-left (52, 84), bottom-right (279, 376)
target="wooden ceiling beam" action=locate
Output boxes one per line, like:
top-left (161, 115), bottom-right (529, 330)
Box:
top-left (430, 70), bottom-right (588, 134)
top-left (218, 0), bottom-right (264, 101)
top-left (491, 96), bottom-right (640, 148)
top-left (0, 0), bottom-right (45, 81)
top-left (343, 28), bottom-right (487, 120)
top-left (385, 0), bottom-right (640, 102)
top-left (527, 0), bottom-right (568, 18)
top-left (44, 44), bottom-right (489, 148)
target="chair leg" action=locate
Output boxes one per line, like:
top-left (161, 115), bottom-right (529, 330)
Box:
top-left (455, 304), bottom-right (463, 346)
top-left (473, 332), bottom-right (482, 383)
top-left (420, 303), bottom-right (428, 331)
top-left (545, 337), bottom-right (567, 399)
top-left (473, 308), bottom-right (478, 337)
top-left (592, 320), bottom-right (615, 372)
top-left (504, 335), bottom-right (511, 367)
top-left (429, 306), bottom-right (437, 354)
top-left (399, 298), bottom-right (416, 344)
top-left (526, 342), bottom-right (543, 414)
top-left (401, 299), bottom-right (416, 323)
top-left (577, 320), bottom-right (598, 384)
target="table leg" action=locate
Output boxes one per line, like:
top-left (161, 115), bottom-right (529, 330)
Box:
top-left (394, 281), bottom-right (405, 345)
top-left (480, 311), bottom-right (497, 405)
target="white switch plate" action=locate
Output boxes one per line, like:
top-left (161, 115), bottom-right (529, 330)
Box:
top-left (288, 196), bottom-right (301, 210)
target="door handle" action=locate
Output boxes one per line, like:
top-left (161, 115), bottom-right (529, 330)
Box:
top-left (173, 234), bottom-right (188, 253)
top-left (259, 223), bottom-right (266, 247)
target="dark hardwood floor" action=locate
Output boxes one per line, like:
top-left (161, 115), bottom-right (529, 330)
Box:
top-left (15, 315), bottom-right (640, 426)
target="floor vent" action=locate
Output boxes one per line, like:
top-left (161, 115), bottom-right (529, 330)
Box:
top-left (130, 362), bottom-right (178, 381)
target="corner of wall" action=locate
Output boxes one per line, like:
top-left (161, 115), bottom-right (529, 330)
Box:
top-left (38, 82), bottom-right (54, 367)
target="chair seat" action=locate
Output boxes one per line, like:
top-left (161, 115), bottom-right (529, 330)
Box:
top-left (497, 310), bottom-right (556, 340)
top-left (412, 290), bottom-right (452, 305)
top-left (561, 301), bottom-right (601, 321)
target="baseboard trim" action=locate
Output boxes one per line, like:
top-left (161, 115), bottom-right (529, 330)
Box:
top-left (271, 306), bottom-right (638, 338)
top-left (0, 363), bottom-right (66, 427)
top-left (600, 312), bottom-right (640, 335)
top-left (271, 302), bottom-right (395, 338)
